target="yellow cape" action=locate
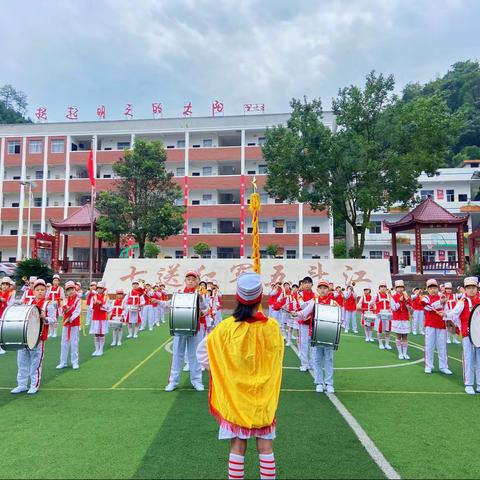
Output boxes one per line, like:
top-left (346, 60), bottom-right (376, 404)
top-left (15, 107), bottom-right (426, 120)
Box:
top-left (207, 315), bottom-right (284, 434)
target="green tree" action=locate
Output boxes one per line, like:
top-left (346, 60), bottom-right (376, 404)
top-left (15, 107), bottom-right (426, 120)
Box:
top-left (14, 258), bottom-right (53, 286)
top-left (193, 242), bottom-right (210, 258)
top-left (263, 72), bottom-right (459, 257)
top-left (96, 139), bottom-right (184, 258)
top-left (332, 240), bottom-right (347, 258)
top-left (0, 84), bottom-right (31, 123)
top-left (95, 192), bottom-right (129, 251)
top-left (266, 244), bottom-right (280, 258)
top-left (144, 242), bottom-right (161, 258)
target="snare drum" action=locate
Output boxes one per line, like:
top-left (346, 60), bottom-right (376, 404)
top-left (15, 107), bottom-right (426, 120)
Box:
top-left (311, 304), bottom-right (342, 350)
top-left (379, 310), bottom-right (392, 332)
top-left (169, 292), bottom-right (199, 337)
top-left (363, 311), bottom-right (376, 328)
top-left (108, 316), bottom-right (124, 330)
top-left (0, 305), bottom-right (42, 351)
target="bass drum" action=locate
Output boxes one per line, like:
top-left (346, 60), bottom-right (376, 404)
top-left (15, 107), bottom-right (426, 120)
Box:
top-left (469, 304), bottom-right (480, 348)
top-left (0, 305), bottom-right (42, 351)
top-left (311, 304), bottom-right (342, 350)
top-left (169, 292), bottom-right (199, 337)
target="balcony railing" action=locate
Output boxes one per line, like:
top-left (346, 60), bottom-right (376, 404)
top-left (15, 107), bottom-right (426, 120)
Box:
top-left (423, 261), bottom-right (459, 271)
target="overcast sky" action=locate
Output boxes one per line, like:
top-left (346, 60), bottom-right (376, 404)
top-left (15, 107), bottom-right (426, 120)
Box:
top-left (2, 0), bottom-right (479, 122)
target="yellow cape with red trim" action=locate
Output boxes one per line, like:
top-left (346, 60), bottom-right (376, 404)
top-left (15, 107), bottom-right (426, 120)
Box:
top-left (207, 314), bottom-right (284, 435)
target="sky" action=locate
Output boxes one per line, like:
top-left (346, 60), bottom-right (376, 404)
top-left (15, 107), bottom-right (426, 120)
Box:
top-left (2, 0), bottom-right (479, 122)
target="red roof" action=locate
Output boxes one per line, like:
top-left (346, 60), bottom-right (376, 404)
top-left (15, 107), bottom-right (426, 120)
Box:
top-left (50, 203), bottom-right (100, 231)
top-left (385, 197), bottom-right (468, 231)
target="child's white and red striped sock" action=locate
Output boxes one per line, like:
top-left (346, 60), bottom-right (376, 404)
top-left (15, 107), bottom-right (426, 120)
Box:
top-left (228, 453), bottom-right (244, 479)
top-left (259, 453), bottom-right (276, 479)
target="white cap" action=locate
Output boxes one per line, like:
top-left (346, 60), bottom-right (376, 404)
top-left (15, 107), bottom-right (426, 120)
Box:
top-left (464, 277), bottom-right (478, 287)
top-left (426, 279), bottom-right (438, 288)
top-left (394, 280), bottom-right (405, 288)
top-left (236, 273), bottom-right (263, 305)
top-left (444, 282), bottom-right (453, 289)
top-left (97, 281), bottom-right (106, 289)
top-left (64, 281), bottom-right (76, 290)
top-left (29, 276), bottom-right (37, 283)
top-left (1, 276), bottom-right (12, 284)
top-left (379, 280), bottom-right (388, 287)
top-left (33, 279), bottom-right (46, 289)
top-left (53, 274), bottom-right (60, 280)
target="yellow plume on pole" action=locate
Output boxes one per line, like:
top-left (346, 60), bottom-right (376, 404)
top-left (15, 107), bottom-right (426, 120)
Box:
top-left (249, 176), bottom-right (261, 274)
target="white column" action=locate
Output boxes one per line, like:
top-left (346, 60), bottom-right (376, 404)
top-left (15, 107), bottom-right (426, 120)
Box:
top-left (63, 135), bottom-right (71, 218)
top-left (130, 133), bottom-right (135, 148)
top-left (0, 137), bottom-right (5, 233)
top-left (17, 137), bottom-right (27, 260)
top-left (40, 135), bottom-right (48, 232)
top-left (240, 129), bottom-right (245, 259)
top-left (298, 202), bottom-right (304, 259)
top-left (183, 131), bottom-right (189, 258)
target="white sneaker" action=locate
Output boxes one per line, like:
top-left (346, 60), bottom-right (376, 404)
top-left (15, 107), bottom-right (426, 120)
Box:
top-left (117, 341), bottom-right (122, 347)
top-left (11, 386), bottom-right (27, 394)
top-left (385, 344), bottom-right (392, 350)
top-left (447, 338), bottom-right (451, 344)
top-left (345, 330), bottom-right (349, 334)
top-left (413, 331), bottom-right (417, 336)
top-left (193, 383), bottom-right (205, 392)
top-left (127, 334), bottom-right (133, 338)
top-left (398, 353), bottom-right (404, 360)
top-left (454, 339), bottom-right (461, 344)
top-left (286, 342), bottom-right (291, 347)
top-left (316, 384), bottom-right (324, 393)
top-left (164, 383), bottom-right (178, 392)
top-left (465, 386), bottom-right (475, 395)
top-left (353, 330), bottom-right (358, 334)
top-left (72, 364), bottom-right (79, 370)
top-left (96, 351), bottom-right (104, 357)
top-left (183, 364), bottom-right (190, 372)
top-left (110, 342), bottom-right (116, 347)
top-left (133, 334), bottom-right (138, 339)
top-left (0, 349), bottom-right (6, 355)
top-left (370, 338), bottom-right (375, 342)
top-left (27, 387), bottom-right (38, 395)
top-left (425, 367), bottom-right (433, 374)
top-left (92, 351), bottom-right (98, 357)
top-left (379, 344), bottom-right (385, 350)
top-left (440, 368), bottom-right (453, 375)
top-left (299, 366), bottom-right (308, 372)
top-left (326, 385), bottom-right (335, 393)
top-left (365, 338), bottom-right (369, 342)
top-left (403, 353), bottom-right (410, 360)
top-left (56, 363), bottom-right (66, 369)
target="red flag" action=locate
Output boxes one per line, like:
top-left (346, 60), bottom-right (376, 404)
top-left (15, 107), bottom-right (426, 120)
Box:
top-left (87, 150), bottom-right (96, 187)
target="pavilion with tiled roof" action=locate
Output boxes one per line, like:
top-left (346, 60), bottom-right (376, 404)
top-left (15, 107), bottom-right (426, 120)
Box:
top-left (385, 196), bottom-right (469, 274)
top-left (49, 203), bottom-right (102, 273)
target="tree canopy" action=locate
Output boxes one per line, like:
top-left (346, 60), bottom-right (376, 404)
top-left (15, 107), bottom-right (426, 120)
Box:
top-left (263, 71), bottom-right (459, 257)
top-left (0, 84), bottom-right (31, 124)
top-left (96, 139), bottom-right (184, 258)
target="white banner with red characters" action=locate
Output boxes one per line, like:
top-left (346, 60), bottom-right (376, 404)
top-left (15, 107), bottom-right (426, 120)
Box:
top-left (102, 258), bottom-right (391, 295)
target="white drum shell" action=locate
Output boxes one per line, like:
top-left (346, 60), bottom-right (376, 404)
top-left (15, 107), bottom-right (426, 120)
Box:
top-left (0, 305), bottom-right (41, 351)
top-left (169, 292), bottom-right (199, 337)
top-left (311, 304), bottom-right (342, 350)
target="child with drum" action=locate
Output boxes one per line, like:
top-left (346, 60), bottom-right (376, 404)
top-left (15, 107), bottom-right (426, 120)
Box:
top-left (125, 280), bottom-right (145, 338)
top-left (48, 274), bottom-right (65, 338)
top-left (357, 286), bottom-right (375, 342)
top-left (57, 281), bottom-right (82, 369)
top-left (421, 278), bottom-right (452, 375)
top-left (110, 289), bottom-right (126, 347)
top-left (371, 281), bottom-right (393, 350)
top-left (0, 276), bottom-right (16, 355)
top-left (89, 281), bottom-right (110, 357)
top-left (165, 270), bottom-right (205, 392)
top-left (446, 277), bottom-right (480, 394)
top-left (443, 282), bottom-right (461, 344)
top-left (196, 272), bottom-right (284, 480)
top-left (390, 280), bottom-right (411, 360)
top-left (294, 279), bottom-right (338, 393)
top-left (11, 279), bottom-right (56, 395)
top-left (297, 276), bottom-right (316, 372)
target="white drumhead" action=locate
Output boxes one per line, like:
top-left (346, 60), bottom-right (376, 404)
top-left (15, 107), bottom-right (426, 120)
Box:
top-left (25, 306), bottom-right (41, 350)
top-left (172, 292), bottom-right (198, 309)
top-left (469, 305), bottom-right (480, 348)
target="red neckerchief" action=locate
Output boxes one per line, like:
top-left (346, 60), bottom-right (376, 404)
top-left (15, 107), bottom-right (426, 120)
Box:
top-left (245, 311), bottom-right (269, 323)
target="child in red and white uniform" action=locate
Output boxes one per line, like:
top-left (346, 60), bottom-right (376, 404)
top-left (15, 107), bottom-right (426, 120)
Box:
top-left (21, 276), bottom-right (37, 304)
top-left (390, 280), bottom-right (411, 360)
top-left (447, 277), bottom-right (480, 394)
top-left (11, 279), bottom-right (56, 395)
top-left (297, 276), bottom-right (316, 372)
top-left (333, 286), bottom-right (345, 328)
top-left (275, 282), bottom-right (292, 338)
top-left (421, 278), bottom-right (452, 375)
top-left (165, 270), bottom-right (205, 392)
top-left (284, 283), bottom-right (301, 347)
top-left (213, 282), bottom-right (223, 325)
top-left (110, 289), bottom-right (126, 347)
top-left (85, 281), bottom-right (97, 326)
top-left (48, 274), bottom-right (65, 338)
top-left (343, 285), bottom-right (358, 334)
top-left (268, 283), bottom-right (281, 320)
top-left (56, 280), bottom-right (82, 369)
top-left (443, 282), bottom-right (461, 345)
top-left (141, 283), bottom-right (155, 331)
top-left (410, 288), bottom-right (425, 335)
top-left (89, 281), bottom-right (110, 357)
top-left (156, 284), bottom-right (168, 325)
top-left (372, 281), bottom-right (393, 350)
top-left (357, 286), bottom-right (375, 342)
top-left (295, 279), bottom-right (338, 393)
top-left (125, 280), bottom-right (145, 338)
top-left (0, 276), bottom-right (16, 355)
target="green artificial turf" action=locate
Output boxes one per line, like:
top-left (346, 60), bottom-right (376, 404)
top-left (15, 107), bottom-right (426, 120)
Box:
top-left (0, 315), bottom-right (478, 479)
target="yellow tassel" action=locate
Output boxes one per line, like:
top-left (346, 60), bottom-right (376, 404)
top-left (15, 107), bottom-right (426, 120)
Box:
top-left (249, 192), bottom-right (261, 274)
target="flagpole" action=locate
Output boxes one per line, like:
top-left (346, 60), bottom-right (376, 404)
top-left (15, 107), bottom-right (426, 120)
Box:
top-left (88, 184), bottom-right (95, 285)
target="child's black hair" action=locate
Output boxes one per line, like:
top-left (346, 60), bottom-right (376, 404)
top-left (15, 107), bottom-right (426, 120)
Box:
top-left (233, 301), bottom-right (260, 322)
